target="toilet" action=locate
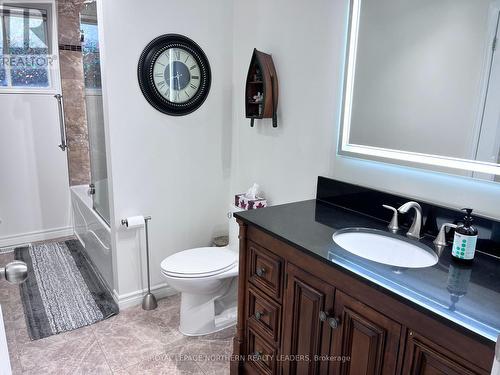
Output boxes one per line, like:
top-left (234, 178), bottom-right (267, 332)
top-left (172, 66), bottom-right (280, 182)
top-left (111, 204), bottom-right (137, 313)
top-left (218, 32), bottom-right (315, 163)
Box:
top-left (160, 205), bottom-right (242, 336)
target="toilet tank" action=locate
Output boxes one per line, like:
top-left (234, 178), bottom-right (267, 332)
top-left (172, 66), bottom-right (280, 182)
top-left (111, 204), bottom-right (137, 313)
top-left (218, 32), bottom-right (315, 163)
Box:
top-left (228, 204), bottom-right (244, 253)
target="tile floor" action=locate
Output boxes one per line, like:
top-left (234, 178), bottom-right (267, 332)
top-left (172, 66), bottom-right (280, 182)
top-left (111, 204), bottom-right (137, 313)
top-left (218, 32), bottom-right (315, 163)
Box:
top-left (0, 252), bottom-right (234, 374)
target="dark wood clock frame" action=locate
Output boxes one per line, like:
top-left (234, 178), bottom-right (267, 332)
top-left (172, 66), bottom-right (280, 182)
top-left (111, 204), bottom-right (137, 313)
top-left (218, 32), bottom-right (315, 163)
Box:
top-left (137, 34), bottom-right (211, 116)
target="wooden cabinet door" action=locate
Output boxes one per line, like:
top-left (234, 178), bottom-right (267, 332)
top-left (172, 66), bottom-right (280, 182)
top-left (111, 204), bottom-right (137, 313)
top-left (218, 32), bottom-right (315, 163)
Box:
top-left (330, 291), bottom-right (402, 375)
top-left (281, 263), bottom-right (336, 375)
top-left (402, 330), bottom-right (488, 375)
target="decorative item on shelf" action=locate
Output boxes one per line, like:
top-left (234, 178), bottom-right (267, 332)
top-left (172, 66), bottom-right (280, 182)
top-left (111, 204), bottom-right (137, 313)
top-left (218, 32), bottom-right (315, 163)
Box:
top-left (253, 92), bottom-right (263, 103)
top-left (253, 67), bottom-right (262, 82)
top-left (234, 183), bottom-right (267, 210)
top-left (245, 48), bottom-right (279, 127)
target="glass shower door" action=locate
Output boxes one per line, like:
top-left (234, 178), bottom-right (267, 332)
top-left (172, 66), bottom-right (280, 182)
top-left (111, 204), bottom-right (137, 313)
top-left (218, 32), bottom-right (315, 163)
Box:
top-left (81, 2), bottom-right (110, 224)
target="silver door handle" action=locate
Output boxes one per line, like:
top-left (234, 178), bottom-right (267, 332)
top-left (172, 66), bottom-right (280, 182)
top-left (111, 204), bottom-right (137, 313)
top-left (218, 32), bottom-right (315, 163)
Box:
top-left (0, 261), bottom-right (28, 284)
top-left (54, 94), bottom-right (67, 151)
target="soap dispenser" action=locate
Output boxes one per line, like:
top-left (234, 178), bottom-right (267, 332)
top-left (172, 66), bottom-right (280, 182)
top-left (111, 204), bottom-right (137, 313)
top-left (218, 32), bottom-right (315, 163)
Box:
top-left (451, 208), bottom-right (478, 264)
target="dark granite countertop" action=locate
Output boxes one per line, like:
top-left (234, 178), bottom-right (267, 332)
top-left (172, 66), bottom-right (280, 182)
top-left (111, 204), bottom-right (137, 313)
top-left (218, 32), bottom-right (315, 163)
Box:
top-left (235, 199), bottom-right (500, 343)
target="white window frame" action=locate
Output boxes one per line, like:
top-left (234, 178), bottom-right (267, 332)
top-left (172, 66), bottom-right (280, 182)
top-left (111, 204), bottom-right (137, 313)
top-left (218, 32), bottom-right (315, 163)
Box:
top-left (338, 0), bottom-right (500, 177)
top-left (0, 0), bottom-right (60, 95)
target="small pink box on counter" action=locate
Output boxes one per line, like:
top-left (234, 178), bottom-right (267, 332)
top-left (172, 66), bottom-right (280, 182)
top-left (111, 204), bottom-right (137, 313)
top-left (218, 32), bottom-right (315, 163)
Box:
top-left (234, 194), bottom-right (267, 210)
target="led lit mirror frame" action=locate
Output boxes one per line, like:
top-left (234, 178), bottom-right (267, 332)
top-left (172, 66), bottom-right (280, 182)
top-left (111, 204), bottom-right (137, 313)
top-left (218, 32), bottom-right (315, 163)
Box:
top-left (339, 0), bottom-right (500, 178)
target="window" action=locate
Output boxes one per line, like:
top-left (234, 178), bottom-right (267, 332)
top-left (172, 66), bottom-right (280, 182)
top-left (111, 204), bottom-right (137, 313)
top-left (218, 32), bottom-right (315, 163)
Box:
top-left (81, 21), bottom-right (101, 89)
top-left (0, 4), bottom-right (54, 89)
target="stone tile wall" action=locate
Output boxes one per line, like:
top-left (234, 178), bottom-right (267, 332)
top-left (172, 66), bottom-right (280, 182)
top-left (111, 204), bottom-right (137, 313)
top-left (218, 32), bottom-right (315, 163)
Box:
top-left (57, 0), bottom-right (91, 186)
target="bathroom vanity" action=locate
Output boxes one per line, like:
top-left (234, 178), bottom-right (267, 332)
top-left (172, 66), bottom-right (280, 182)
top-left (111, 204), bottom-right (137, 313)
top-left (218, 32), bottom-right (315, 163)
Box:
top-left (230, 178), bottom-right (499, 374)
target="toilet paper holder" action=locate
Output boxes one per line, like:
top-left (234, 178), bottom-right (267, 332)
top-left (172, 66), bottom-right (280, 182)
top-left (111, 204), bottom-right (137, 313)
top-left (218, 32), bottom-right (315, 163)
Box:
top-left (121, 216), bottom-right (151, 227)
top-left (120, 215), bottom-right (157, 311)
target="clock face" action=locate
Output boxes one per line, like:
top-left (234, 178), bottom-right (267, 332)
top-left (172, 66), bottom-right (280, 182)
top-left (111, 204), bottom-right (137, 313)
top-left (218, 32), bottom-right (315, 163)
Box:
top-left (137, 34), bottom-right (211, 116)
top-left (152, 47), bottom-right (201, 104)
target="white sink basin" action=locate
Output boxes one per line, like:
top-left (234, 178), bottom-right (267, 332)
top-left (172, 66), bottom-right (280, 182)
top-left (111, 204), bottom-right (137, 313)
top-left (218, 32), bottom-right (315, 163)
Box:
top-left (332, 228), bottom-right (438, 268)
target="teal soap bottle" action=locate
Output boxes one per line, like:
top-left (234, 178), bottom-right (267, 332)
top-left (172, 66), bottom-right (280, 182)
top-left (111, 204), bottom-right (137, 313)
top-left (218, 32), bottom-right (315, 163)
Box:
top-left (451, 208), bottom-right (478, 264)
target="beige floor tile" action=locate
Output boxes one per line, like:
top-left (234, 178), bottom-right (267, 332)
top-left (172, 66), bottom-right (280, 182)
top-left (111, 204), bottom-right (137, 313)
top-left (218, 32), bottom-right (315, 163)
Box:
top-left (0, 285), bottom-right (10, 302)
top-left (0, 252), bottom-right (15, 263)
top-left (2, 301), bottom-right (24, 324)
top-left (116, 294), bottom-right (180, 327)
top-left (9, 353), bottom-right (23, 375)
top-left (158, 332), bottom-right (233, 375)
top-left (93, 310), bottom-right (188, 371)
top-left (18, 330), bottom-right (110, 374)
top-left (113, 355), bottom-right (204, 375)
top-left (198, 326), bottom-right (236, 341)
top-left (2, 285), bottom-right (235, 374)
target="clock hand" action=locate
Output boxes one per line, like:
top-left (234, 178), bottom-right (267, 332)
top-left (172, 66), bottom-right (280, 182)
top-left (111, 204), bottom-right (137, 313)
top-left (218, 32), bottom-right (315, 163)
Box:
top-left (172, 73), bottom-right (184, 90)
top-left (169, 73), bottom-right (181, 89)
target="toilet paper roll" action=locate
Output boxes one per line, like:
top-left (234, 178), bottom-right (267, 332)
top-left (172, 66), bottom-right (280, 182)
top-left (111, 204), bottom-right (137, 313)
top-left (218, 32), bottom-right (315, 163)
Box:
top-left (124, 216), bottom-right (145, 229)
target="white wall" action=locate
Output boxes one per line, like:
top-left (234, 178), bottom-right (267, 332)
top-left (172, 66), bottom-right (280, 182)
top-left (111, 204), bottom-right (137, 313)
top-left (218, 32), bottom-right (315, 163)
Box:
top-left (99, 0), bottom-right (233, 299)
top-left (0, 94), bottom-right (72, 248)
top-left (230, 0), bottom-right (340, 205)
top-left (230, 0), bottom-right (500, 219)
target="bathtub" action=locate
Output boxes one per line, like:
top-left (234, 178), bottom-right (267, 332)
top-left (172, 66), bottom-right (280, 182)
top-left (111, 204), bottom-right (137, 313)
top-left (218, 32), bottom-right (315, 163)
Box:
top-left (71, 185), bottom-right (113, 291)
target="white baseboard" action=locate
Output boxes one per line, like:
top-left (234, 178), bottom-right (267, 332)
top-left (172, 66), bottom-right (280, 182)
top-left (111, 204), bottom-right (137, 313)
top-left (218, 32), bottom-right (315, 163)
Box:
top-left (0, 226), bottom-right (74, 249)
top-left (113, 283), bottom-right (178, 310)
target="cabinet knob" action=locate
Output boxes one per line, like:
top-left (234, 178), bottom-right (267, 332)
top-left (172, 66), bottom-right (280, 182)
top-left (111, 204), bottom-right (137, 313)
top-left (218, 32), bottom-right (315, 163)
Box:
top-left (319, 311), bottom-right (340, 329)
top-left (319, 310), bottom-right (328, 322)
top-left (256, 267), bottom-right (266, 277)
top-left (255, 311), bottom-right (265, 320)
top-left (327, 317), bottom-right (339, 329)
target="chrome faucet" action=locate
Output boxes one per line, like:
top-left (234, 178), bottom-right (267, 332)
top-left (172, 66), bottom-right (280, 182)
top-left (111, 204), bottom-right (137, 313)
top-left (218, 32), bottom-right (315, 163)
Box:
top-left (398, 201), bottom-right (422, 239)
top-left (382, 205), bottom-right (399, 233)
top-left (433, 223), bottom-right (457, 256)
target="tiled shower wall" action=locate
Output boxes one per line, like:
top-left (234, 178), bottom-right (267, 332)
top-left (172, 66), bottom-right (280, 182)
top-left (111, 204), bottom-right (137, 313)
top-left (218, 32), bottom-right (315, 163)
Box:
top-left (57, 0), bottom-right (91, 186)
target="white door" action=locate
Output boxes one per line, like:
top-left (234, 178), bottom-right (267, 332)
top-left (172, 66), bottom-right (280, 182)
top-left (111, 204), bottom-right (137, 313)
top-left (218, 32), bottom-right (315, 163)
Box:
top-left (0, 306), bottom-right (12, 375)
top-left (0, 1), bottom-right (71, 248)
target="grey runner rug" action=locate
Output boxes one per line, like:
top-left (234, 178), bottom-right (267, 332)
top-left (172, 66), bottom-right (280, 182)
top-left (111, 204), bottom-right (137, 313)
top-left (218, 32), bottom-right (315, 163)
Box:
top-left (15, 239), bottom-right (118, 340)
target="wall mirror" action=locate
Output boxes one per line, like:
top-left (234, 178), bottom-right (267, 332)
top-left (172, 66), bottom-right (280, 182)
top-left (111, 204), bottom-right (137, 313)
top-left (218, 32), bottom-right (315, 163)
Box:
top-left (340, 0), bottom-right (500, 181)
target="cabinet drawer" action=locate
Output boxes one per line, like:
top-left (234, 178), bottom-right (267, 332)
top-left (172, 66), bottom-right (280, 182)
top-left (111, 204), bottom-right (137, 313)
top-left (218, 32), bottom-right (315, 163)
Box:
top-left (247, 241), bottom-right (283, 301)
top-left (402, 330), bottom-right (489, 375)
top-left (247, 286), bottom-right (281, 345)
top-left (245, 327), bottom-right (278, 375)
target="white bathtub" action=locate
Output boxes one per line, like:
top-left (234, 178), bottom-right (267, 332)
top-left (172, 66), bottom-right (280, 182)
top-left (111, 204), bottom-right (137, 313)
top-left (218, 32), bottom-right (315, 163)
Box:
top-left (71, 185), bottom-right (113, 291)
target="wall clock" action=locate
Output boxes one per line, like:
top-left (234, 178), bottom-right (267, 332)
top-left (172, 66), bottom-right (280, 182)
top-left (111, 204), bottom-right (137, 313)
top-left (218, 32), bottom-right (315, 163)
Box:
top-left (137, 34), bottom-right (211, 116)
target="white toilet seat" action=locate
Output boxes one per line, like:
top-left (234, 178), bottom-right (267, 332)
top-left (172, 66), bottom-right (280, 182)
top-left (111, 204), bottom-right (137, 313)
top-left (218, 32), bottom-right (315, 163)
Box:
top-left (161, 247), bottom-right (237, 279)
top-left (160, 204), bottom-right (243, 336)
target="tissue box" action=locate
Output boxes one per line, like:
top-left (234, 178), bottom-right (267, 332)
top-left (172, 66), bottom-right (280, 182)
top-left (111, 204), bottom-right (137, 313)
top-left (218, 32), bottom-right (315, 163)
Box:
top-left (235, 194), bottom-right (267, 210)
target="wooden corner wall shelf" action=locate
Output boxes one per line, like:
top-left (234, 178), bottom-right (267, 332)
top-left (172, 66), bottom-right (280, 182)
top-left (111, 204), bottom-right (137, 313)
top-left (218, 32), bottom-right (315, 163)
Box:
top-left (245, 49), bottom-right (279, 128)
